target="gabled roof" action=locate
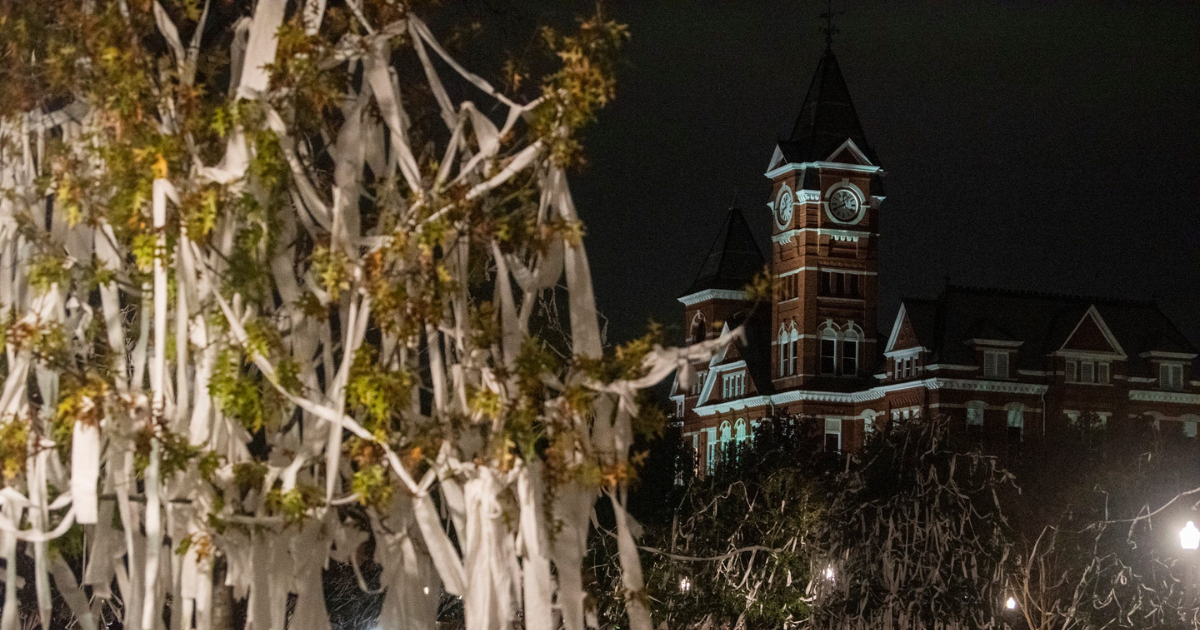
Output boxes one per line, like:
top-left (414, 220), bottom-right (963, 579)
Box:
top-left (895, 285), bottom-right (1196, 376)
top-left (776, 47), bottom-right (879, 166)
top-left (683, 207), bottom-right (765, 296)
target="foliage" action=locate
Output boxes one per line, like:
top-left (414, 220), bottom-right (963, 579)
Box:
top-left (0, 3), bottom-right (701, 630)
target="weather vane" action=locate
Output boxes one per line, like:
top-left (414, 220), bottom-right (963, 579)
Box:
top-left (819, 0), bottom-right (843, 48)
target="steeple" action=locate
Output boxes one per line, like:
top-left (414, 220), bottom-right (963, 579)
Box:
top-left (779, 47), bottom-right (878, 166)
top-left (683, 207), bottom-right (765, 296)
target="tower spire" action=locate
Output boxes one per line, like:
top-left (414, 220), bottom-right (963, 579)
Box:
top-left (819, 0), bottom-right (842, 48)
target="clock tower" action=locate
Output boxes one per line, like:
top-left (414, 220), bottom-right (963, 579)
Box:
top-left (767, 46), bottom-right (885, 391)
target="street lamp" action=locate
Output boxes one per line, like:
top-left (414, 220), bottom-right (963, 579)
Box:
top-left (1005, 596), bottom-right (1018, 611)
top-left (823, 566), bottom-right (835, 581)
top-left (1182, 521), bottom-right (1200, 550)
top-left (679, 577), bottom-right (691, 593)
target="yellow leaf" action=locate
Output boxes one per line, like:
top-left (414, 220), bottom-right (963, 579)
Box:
top-left (152, 153), bottom-right (168, 179)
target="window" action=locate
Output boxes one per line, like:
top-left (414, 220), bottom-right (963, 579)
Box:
top-left (1065, 410), bottom-right (1080, 426)
top-left (1080, 361), bottom-right (1094, 384)
top-left (1007, 403), bottom-right (1025, 442)
top-left (820, 338), bottom-right (837, 375)
top-left (842, 338), bottom-right (859, 377)
top-left (824, 418), bottom-right (842, 452)
top-left (983, 351), bottom-right (1010, 378)
top-left (735, 418), bottom-right (747, 443)
top-left (690, 313), bottom-right (707, 343)
top-left (790, 338), bottom-right (799, 376)
top-left (691, 371), bottom-right (706, 395)
top-left (706, 428), bottom-right (717, 473)
top-left (676, 400), bottom-right (684, 417)
top-left (966, 401), bottom-right (986, 427)
top-left (1066, 360), bottom-right (1078, 382)
top-left (1161, 363), bottom-right (1184, 390)
top-left (1184, 415), bottom-right (1199, 439)
top-left (1097, 362), bottom-right (1110, 384)
top-left (819, 271), bottom-right (862, 298)
top-left (779, 327), bottom-right (798, 378)
top-left (863, 411), bottom-right (876, 434)
top-left (778, 329), bottom-right (788, 377)
top-left (778, 273), bottom-right (800, 302)
top-left (722, 372), bottom-right (746, 398)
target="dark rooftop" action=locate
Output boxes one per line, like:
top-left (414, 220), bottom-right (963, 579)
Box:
top-left (683, 207), bottom-right (766, 296)
top-left (778, 47), bottom-right (879, 166)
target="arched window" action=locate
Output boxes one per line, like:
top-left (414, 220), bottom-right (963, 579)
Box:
top-left (788, 323), bottom-right (800, 376)
top-left (861, 410), bottom-right (877, 435)
top-left (778, 326), bottom-right (789, 377)
top-left (1006, 403), bottom-right (1025, 442)
top-left (819, 323), bottom-right (838, 375)
top-left (720, 421), bottom-right (732, 449)
top-left (735, 418), bottom-right (747, 443)
top-left (967, 401), bottom-right (986, 429)
top-left (841, 326), bottom-right (861, 376)
top-left (1183, 414), bottom-right (1199, 439)
top-left (691, 312), bottom-right (707, 343)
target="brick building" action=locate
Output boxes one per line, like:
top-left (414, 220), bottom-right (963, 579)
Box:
top-left (670, 46), bottom-right (1200, 474)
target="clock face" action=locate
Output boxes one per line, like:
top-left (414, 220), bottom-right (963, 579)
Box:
top-left (827, 188), bottom-right (862, 223)
top-left (775, 187), bottom-right (794, 229)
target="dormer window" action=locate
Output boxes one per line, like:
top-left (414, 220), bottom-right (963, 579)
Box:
top-left (721, 372), bottom-right (746, 398)
top-left (983, 350), bottom-right (1010, 379)
top-left (1160, 363), bottom-right (1184, 390)
top-left (1066, 359), bottom-right (1111, 384)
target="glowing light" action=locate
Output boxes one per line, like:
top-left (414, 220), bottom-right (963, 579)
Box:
top-left (679, 577), bottom-right (691, 593)
top-left (423, 586), bottom-right (430, 595)
top-left (1182, 521), bottom-right (1200, 550)
top-left (823, 566), bottom-right (835, 581)
top-left (1005, 597), bottom-right (1017, 610)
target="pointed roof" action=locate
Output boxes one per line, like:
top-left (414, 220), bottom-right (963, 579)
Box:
top-left (777, 47), bottom-right (879, 166)
top-left (683, 207), bottom-right (765, 296)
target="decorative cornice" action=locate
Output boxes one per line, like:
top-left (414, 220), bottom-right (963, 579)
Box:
top-left (692, 395), bottom-right (770, 417)
top-left (764, 160), bottom-right (883, 180)
top-left (1139, 351), bottom-right (1198, 361)
top-left (691, 378), bottom-right (1050, 417)
top-left (771, 227), bottom-right (872, 245)
top-left (678, 289), bottom-right (750, 306)
top-left (965, 338), bottom-right (1024, 348)
top-left (926, 364), bottom-right (979, 372)
top-left (927, 378), bottom-right (1048, 396)
top-left (1129, 390), bottom-right (1200, 405)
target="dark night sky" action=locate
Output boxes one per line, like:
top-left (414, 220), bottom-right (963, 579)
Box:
top-left (470, 1), bottom-right (1200, 347)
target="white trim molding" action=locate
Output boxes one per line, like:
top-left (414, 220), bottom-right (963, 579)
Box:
top-left (926, 378), bottom-right (1049, 396)
top-left (771, 226), bottom-right (873, 245)
top-left (965, 338), bottom-right (1024, 348)
top-left (690, 378), bottom-right (1048, 417)
top-left (1055, 305), bottom-right (1127, 359)
top-left (678, 289), bottom-right (750, 306)
top-left (1140, 351), bottom-right (1199, 361)
top-left (764, 152), bottom-right (883, 179)
top-left (926, 364), bottom-right (980, 372)
top-left (1129, 390), bottom-right (1200, 405)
